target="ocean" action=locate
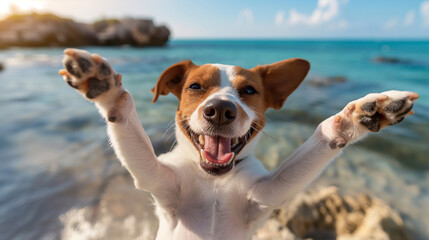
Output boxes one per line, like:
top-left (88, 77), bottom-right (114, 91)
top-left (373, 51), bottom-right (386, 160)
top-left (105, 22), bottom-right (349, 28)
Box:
top-left (0, 40), bottom-right (428, 239)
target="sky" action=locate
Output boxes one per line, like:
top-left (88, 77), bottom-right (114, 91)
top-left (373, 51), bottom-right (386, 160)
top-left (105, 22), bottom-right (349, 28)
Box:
top-left (0, 0), bottom-right (428, 39)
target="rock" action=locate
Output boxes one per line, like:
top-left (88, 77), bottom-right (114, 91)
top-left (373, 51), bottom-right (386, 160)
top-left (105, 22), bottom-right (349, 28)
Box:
top-left (0, 13), bottom-right (170, 48)
top-left (253, 219), bottom-right (298, 240)
top-left (254, 187), bottom-right (409, 240)
top-left (93, 18), bottom-right (170, 47)
top-left (0, 13), bottom-right (98, 47)
top-left (307, 76), bottom-right (346, 87)
top-left (0, 62), bottom-right (3, 71)
top-left (373, 56), bottom-right (411, 64)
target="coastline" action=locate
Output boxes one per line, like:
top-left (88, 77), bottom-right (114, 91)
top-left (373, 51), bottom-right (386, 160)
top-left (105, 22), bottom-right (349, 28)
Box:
top-left (0, 13), bottom-right (170, 48)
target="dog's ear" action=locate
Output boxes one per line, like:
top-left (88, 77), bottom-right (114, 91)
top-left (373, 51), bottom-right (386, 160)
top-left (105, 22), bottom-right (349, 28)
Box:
top-left (251, 58), bottom-right (310, 110)
top-left (152, 60), bottom-right (196, 103)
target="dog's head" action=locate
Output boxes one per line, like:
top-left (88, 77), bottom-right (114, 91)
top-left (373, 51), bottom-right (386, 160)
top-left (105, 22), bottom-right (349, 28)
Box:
top-left (152, 59), bottom-right (310, 176)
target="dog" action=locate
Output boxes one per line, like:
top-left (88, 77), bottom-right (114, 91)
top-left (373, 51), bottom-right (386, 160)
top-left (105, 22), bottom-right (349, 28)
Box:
top-left (59, 48), bottom-right (418, 240)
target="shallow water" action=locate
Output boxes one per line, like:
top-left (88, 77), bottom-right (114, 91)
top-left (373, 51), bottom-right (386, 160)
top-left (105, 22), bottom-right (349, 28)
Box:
top-left (0, 40), bottom-right (428, 239)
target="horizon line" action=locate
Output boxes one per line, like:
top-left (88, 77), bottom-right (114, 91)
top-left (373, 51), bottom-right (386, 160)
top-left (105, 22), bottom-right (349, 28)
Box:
top-left (171, 37), bottom-right (429, 41)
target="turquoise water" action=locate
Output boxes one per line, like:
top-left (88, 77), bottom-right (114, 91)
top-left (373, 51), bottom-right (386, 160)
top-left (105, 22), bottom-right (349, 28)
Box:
top-left (0, 40), bottom-right (428, 239)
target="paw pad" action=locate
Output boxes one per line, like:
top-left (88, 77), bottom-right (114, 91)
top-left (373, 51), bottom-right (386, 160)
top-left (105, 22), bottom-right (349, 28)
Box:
top-left (384, 99), bottom-right (405, 113)
top-left (60, 48), bottom-right (119, 101)
top-left (329, 137), bottom-right (347, 149)
top-left (86, 77), bottom-right (110, 99)
top-left (99, 62), bottom-right (111, 78)
top-left (77, 57), bottom-right (93, 73)
top-left (360, 101), bottom-right (376, 113)
top-left (358, 113), bottom-right (381, 132)
top-left (65, 60), bottom-right (82, 78)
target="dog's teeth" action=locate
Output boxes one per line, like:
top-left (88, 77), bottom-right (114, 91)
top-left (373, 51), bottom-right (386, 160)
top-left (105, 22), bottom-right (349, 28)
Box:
top-left (200, 149), bottom-right (208, 164)
top-left (230, 152), bottom-right (235, 164)
top-left (199, 135), bottom-right (205, 145)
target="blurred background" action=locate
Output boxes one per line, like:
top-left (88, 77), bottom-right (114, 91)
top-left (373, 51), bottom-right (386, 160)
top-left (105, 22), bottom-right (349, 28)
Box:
top-left (0, 0), bottom-right (428, 239)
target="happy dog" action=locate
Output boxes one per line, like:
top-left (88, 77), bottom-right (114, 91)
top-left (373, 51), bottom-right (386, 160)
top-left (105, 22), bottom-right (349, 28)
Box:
top-left (59, 48), bottom-right (418, 240)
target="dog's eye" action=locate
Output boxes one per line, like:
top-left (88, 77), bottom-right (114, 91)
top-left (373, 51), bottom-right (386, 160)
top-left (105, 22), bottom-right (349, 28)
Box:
top-left (241, 86), bottom-right (257, 95)
top-left (188, 83), bottom-right (202, 90)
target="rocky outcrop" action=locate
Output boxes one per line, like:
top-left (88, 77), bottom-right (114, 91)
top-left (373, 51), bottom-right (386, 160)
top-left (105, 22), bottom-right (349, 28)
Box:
top-left (373, 56), bottom-right (411, 64)
top-left (0, 13), bottom-right (97, 48)
top-left (254, 187), bottom-right (408, 240)
top-left (0, 13), bottom-right (170, 48)
top-left (306, 76), bottom-right (346, 87)
top-left (93, 18), bottom-right (170, 47)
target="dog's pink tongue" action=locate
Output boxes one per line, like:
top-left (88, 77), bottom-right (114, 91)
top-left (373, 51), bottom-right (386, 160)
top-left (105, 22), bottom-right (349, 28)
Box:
top-left (203, 135), bottom-right (233, 164)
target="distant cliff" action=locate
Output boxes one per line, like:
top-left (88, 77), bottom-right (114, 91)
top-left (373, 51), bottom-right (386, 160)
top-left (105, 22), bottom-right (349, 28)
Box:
top-left (0, 13), bottom-right (170, 48)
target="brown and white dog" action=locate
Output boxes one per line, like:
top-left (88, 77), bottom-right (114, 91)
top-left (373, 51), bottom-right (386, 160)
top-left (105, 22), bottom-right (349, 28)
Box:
top-left (59, 49), bottom-right (418, 240)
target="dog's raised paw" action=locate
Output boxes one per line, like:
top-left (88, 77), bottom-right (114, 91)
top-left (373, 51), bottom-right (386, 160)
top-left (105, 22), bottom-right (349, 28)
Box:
top-left (59, 49), bottom-right (122, 100)
top-left (348, 91), bottom-right (418, 132)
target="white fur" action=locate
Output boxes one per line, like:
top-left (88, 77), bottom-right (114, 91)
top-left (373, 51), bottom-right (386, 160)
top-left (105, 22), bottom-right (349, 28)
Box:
top-left (62, 50), bottom-right (417, 240)
top-left (210, 64), bottom-right (235, 88)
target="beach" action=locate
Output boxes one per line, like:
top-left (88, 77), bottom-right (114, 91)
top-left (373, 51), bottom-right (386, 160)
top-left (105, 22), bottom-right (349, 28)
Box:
top-left (0, 40), bottom-right (428, 239)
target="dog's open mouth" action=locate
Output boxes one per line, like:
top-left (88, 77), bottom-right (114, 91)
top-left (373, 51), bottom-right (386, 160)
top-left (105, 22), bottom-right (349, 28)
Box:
top-left (188, 127), bottom-right (254, 175)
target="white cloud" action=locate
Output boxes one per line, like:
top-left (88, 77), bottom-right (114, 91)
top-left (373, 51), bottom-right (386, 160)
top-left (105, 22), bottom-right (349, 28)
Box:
top-left (238, 9), bottom-right (253, 25)
top-left (384, 10), bottom-right (416, 30)
top-left (384, 18), bottom-right (398, 29)
top-left (288, 0), bottom-right (341, 26)
top-left (404, 10), bottom-right (415, 26)
top-left (336, 19), bottom-right (348, 29)
top-left (421, 1), bottom-right (429, 27)
top-left (275, 11), bottom-right (284, 25)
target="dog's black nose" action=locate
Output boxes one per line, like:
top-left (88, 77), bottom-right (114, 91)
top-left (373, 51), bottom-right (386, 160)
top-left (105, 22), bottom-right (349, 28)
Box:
top-left (203, 99), bottom-right (237, 125)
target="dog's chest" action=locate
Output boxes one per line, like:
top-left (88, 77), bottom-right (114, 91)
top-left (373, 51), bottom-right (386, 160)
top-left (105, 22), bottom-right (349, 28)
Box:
top-left (182, 180), bottom-right (249, 225)
top-left (156, 176), bottom-right (261, 239)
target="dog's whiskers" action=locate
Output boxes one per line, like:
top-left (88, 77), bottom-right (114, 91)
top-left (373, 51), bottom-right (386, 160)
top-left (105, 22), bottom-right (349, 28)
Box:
top-left (169, 123), bottom-right (190, 151)
top-left (162, 119), bottom-right (178, 138)
top-left (163, 117), bottom-right (191, 142)
top-left (252, 121), bottom-right (275, 139)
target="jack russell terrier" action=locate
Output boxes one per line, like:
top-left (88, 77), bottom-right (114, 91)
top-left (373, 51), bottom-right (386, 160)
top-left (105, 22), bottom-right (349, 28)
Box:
top-left (59, 49), bottom-right (418, 240)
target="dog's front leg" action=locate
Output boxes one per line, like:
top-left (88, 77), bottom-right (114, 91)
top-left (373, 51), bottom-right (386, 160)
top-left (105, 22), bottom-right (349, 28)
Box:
top-left (249, 91), bottom-right (418, 207)
top-left (59, 49), bottom-right (178, 196)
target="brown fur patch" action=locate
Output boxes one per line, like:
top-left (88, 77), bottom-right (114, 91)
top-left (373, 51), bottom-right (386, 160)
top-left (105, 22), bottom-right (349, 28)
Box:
top-left (232, 66), bottom-right (267, 142)
top-left (251, 58), bottom-right (310, 110)
top-left (152, 60), bottom-right (197, 103)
